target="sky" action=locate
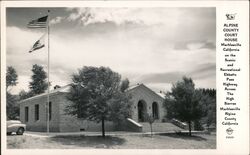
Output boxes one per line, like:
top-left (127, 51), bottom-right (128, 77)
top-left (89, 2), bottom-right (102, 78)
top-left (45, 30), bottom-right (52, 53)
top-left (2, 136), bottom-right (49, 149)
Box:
top-left (6, 7), bottom-right (216, 94)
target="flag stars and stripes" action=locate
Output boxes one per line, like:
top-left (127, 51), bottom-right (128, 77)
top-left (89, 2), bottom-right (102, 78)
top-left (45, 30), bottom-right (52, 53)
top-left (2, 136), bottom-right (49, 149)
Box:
top-left (27, 15), bottom-right (48, 28)
top-left (27, 15), bottom-right (48, 53)
top-left (27, 11), bottom-right (51, 133)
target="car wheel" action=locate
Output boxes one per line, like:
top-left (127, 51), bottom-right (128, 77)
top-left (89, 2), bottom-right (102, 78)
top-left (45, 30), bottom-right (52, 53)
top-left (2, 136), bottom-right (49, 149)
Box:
top-left (16, 128), bottom-right (24, 135)
top-left (7, 132), bottom-right (12, 135)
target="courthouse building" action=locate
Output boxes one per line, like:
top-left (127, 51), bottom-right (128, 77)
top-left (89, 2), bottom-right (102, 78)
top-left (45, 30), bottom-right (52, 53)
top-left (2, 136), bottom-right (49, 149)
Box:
top-left (19, 83), bottom-right (168, 132)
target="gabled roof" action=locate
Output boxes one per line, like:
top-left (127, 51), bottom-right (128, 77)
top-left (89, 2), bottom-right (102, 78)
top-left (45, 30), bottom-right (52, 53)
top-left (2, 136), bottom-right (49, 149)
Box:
top-left (127, 84), bottom-right (141, 91)
top-left (156, 92), bottom-right (165, 99)
top-left (19, 84), bottom-right (71, 103)
top-left (19, 83), bottom-right (165, 103)
top-left (127, 83), bottom-right (165, 99)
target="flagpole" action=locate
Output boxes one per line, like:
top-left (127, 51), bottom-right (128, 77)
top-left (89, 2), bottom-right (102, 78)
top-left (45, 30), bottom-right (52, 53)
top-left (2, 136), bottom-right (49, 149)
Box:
top-left (47, 10), bottom-right (50, 134)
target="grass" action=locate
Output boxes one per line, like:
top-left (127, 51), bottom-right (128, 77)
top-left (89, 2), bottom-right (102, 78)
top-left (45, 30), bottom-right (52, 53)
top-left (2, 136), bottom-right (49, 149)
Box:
top-left (7, 133), bottom-right (216, 149)
top-left (50, 135), bottom-right (126, 148)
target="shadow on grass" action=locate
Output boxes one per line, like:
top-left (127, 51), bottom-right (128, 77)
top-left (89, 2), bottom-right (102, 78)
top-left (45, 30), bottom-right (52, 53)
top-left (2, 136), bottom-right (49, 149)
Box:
top-left (50, 135), bottom-right (126, 148)
top-left (159, 133), bottom-right (207, 141)
top-left (7, 133), bottom-right (23, 136)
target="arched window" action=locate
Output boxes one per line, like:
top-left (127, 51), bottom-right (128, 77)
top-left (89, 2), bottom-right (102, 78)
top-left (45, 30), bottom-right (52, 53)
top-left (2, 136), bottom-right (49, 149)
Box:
top-left (152, 102), bottom-right (159, 119)
top-left (138, 100), bottom-right (147, 122)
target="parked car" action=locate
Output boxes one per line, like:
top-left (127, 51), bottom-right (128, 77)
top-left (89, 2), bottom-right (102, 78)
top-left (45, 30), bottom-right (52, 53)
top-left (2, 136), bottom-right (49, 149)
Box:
top-left (7, 120), bottom-right (26, 135)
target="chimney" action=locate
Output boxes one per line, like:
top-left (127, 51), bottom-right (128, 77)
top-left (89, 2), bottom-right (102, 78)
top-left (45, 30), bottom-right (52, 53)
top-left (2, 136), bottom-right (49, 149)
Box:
top-left (54, 85), bottom-right (61, 90)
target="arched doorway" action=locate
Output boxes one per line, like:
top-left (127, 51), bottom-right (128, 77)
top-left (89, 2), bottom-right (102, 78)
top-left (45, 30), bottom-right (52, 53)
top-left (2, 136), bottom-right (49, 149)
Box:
top-left (138, 100), bottom-right (147, 122)
top-left (152, 102), bottom-right (159, 119)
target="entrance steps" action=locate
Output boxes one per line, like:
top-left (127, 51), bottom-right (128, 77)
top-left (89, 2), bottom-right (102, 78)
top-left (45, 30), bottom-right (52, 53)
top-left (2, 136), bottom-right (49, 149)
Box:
top-left (139, 122), bottom-right (184, 132)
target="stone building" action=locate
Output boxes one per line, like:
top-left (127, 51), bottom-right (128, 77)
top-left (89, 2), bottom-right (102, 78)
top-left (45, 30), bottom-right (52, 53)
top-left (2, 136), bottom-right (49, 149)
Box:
top-left (127, 84), bottom-right (165, 123)
top-left (19, 83), bottom-right (167, 132)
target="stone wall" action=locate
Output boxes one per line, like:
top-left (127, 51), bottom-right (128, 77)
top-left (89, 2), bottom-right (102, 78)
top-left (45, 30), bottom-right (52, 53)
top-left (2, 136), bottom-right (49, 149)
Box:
top-left (19, 84), bottom-right (166, 132)
top-left (58, 93), bottom-right (81, 132)
top-left (128, 84), bottom-right (166, 122)
top-left (78, 120), bottom-right (115, 132)
top-left (58, 94), bottom-right (115, 132)
top-left (19, 93), bottom-right (61, 132)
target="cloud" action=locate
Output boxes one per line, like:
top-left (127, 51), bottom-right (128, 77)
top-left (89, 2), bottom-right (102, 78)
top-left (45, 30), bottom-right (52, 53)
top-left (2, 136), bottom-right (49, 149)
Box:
top-left (174, 40), bottom-right (216, 51)
top-left (6, 8), bottom-right (216, 94)
top-left (51, 8), bottom-right (215, 50)
top-left (50, 16), bottom-right (65, 25)
top-left (6, 27), bottom-right (50, 93)
top-left (201, 41), bottom-right (216, 49)
top-left (188, 40), bottom-right (216, 50)
top-left (65, 7), bottom-right (215, 28)
top-left (136, 62), bottom-right (215, 93)
top-left (139, 72), bottom-right (184, 84)
top-left (189, 63), bottom-right (216, 80)
top-left (6, 27), bottom-right (47, 74)
top-left (137, 62), bottom-right (215, 84)
top-left (66, 8), bottom-right (146, 26)
top-left (146, 83), bottom-right (172, 93)
top-left (174, 42), bottom-right (188, 50)
top-left (50, 63), bottom-right (75, 82)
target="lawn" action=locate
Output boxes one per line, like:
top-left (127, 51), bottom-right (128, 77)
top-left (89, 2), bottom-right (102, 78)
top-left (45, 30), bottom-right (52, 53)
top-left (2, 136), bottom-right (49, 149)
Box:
top-left (7, 133), bottom-right (216, 149)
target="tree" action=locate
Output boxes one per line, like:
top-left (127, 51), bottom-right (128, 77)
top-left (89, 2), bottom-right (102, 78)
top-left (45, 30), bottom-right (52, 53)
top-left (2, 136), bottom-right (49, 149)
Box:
top-left (120, 78), bottom-right (130, 92)
top-left (6, 92), bottom-right (19, 120)
top-left (6, 66), bottom-right (18, 91)
top-left (29, 64), bottom-right (48, 95)
top-left (6, 66), bottom-right (19, 119)
top-left (145, 113), bottom-right (155, 137)
top-left (198, 88), bottom-right (216, 129)
top-left (109, 91), bottom-right (132, 129)
top-left (164, 77), bottom-right (203, 136)
top-left (66, 66), bottom-right (132, 138)
top-left (19, 90), bottom-right (34, 100)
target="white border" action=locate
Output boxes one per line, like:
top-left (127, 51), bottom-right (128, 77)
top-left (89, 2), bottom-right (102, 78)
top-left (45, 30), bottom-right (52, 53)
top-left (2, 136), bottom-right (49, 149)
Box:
top-left (1, 1), bottom-right (249, 155)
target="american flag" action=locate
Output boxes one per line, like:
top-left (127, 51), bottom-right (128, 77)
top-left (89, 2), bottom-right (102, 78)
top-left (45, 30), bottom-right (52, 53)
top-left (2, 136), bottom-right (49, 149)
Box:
top-left (27, 15), bottom-right (48, 28)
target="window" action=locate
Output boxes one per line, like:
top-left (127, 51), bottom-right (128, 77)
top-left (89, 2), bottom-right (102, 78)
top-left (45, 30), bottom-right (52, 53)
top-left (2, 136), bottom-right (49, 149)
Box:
top-left (138, 100), bottom-right (147, 122)
top-left (49, 102), bottom-right (52, 121)
top-left (152, 102), bottom-right (159, 119)
top-left (25, 107), bottom-right (29, 122)
top-left (35, 104), bottom-right (39, 121)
